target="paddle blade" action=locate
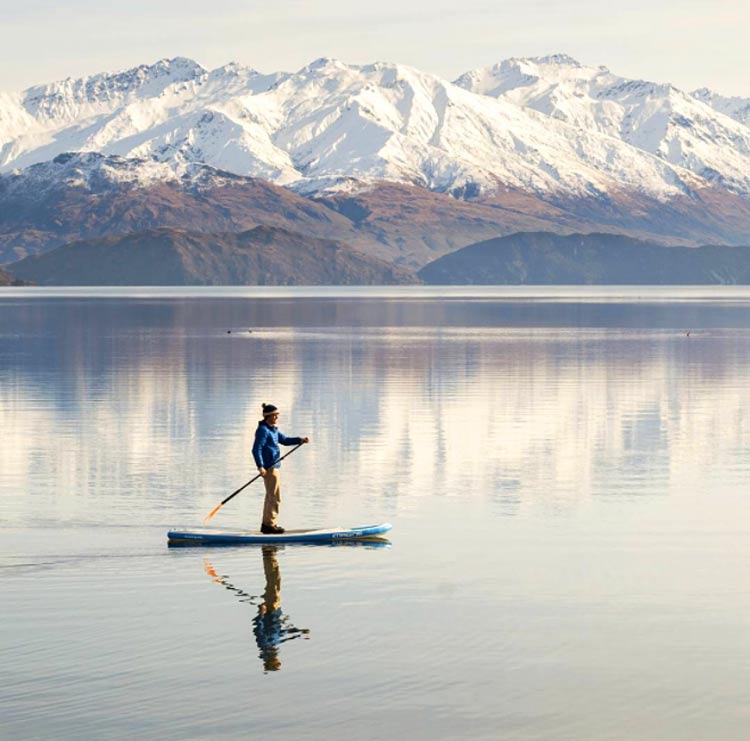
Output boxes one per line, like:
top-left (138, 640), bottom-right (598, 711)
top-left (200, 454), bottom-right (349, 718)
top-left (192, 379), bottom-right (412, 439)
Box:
top-left (203, 502), bottom-right (223, 524)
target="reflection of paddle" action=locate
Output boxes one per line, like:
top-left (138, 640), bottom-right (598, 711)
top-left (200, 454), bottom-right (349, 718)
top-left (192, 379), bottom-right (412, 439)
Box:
top-left (203, 443), bottom-right (304, 523)
top-left (203, 558), bottom-right (263, 605)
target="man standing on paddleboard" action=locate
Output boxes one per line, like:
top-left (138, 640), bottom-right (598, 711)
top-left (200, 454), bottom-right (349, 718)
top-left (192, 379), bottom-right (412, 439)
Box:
top-left (252, 403), bottom-right (309, 534)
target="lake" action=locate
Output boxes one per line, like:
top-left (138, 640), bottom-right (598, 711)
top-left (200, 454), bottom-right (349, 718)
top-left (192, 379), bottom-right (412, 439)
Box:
top-left (2, 287), bottom-right (750, 740)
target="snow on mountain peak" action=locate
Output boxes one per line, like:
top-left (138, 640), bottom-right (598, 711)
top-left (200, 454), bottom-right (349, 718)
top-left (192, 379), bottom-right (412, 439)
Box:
top-left (152, 56), bottom-right (206, 78)
top-left (210, 62), bottom-right (258, 78)
top-left (528, 53), bottom-right (581, 67)
top-left (300, 57), bottom-right (349, 75)
top-left (0, 152), bottom-right (176, 199)
top-left (3, 55), bottom-right (750, 200)
top-left (21, 57), bottom-right (207, 125)
top-left (0, 151), bottom-right (252, 202)
top-left (455, 57), bottom-right (750, 194)
top-left (692, 87), bottom-right (750, 127)
top-left (28, 56), bottom-right (206, 98)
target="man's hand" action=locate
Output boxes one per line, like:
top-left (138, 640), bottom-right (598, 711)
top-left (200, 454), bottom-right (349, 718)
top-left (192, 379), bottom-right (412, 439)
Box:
top-left (302, 437), bottom-right (310, 443)
top-left (258, 467), bottom-right (267, 477)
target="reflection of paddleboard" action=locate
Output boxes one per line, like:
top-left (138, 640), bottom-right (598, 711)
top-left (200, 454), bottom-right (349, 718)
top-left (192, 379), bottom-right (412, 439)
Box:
top-left (167, 522), bottom-right (392, 546)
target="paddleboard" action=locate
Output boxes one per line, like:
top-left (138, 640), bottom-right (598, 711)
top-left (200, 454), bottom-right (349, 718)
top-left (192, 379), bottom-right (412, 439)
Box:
top-left (167, 522), bottom-right (392, 545)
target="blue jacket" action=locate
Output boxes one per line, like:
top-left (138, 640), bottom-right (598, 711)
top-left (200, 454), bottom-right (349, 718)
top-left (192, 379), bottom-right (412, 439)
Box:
top-left (252, 423), bottom-right (302, 469)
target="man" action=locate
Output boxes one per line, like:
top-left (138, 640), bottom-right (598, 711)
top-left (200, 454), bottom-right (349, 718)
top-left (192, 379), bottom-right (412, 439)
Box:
top-left (252, 403), bottom-right (310, 534)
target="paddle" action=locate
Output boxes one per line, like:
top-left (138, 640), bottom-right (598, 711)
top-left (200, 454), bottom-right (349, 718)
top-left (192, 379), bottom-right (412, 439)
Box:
top-left (203, 443), bottom-right (304, 524)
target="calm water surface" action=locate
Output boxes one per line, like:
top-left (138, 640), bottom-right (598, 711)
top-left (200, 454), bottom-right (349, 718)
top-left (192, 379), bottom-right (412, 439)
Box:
top-left (2, 287), bottom-right (750, 740)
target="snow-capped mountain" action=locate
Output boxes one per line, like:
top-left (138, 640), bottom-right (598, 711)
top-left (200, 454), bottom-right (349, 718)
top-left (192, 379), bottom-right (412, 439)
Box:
top-left (454, 55), bottom-right (750, 194)
top-left (1, 151), bottom-right (184, 195)
top-left (0, 151), bottom-right (363, 264)
top-left (0, 58), bottom-right (294, 182)
top-left (5, 54), bottom-right (749, 200)
top-left (691, 88), bottom-right (750, 128)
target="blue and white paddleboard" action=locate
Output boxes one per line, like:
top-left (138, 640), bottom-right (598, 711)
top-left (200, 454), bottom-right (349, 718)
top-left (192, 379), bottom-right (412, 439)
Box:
top-left (167, 522), bottom-right (392, 545)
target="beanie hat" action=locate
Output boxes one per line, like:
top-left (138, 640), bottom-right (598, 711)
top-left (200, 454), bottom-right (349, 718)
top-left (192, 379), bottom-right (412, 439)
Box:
top-left (262, 403), bottom-right (279, 417)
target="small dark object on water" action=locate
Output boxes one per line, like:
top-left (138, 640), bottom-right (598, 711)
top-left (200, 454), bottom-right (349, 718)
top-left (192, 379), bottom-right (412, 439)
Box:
top-left (687, 331), bottom-right (690, 337)
top-left (227, 330), bottom-right (231, 334)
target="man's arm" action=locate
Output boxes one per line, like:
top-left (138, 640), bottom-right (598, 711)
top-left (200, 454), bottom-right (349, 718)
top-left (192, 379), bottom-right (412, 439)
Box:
top-left (278, 431), bottom-right (307, 446)
top-left (252, 427), bottom-right (267, 469)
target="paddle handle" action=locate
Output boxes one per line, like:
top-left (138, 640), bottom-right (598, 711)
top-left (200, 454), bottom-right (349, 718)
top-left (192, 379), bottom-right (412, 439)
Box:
top-left (203, 443), bottom-right (304, 523)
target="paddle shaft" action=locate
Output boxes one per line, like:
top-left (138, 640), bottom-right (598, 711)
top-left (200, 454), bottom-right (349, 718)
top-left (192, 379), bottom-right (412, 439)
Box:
top-left (204, 443), bottom-right (304, 522)
top-left (221, 442), bottom-right (304, 506)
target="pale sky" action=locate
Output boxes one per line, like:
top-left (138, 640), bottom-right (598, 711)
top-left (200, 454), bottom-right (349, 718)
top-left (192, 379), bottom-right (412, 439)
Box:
top-left (2, 0), bottom-right (748, 96)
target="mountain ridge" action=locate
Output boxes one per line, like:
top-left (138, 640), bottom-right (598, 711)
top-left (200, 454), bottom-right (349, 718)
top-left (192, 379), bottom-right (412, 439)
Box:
top-left (3, 55), bottom-right (750, 273)
top-left (3, 54), bottom-right (749, 200)
top-left (418, 231), bottom-right (750, 284)
top-left (454, 55), bottom-right (750, 195)
top-left (5, 152), bottom-right (750, 270)
top-left (8, 225), bottom-right (419, 286)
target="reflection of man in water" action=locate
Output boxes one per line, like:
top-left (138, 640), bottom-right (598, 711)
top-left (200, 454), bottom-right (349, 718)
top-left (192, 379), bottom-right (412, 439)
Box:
top-left (203, 546), bottom-right (309, 673)
top-left (252, 546), bottom-right (310, 672)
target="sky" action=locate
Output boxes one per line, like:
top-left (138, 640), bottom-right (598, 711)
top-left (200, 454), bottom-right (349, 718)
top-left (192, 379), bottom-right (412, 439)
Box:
top-left (1, 0), bottom-right (748, 96)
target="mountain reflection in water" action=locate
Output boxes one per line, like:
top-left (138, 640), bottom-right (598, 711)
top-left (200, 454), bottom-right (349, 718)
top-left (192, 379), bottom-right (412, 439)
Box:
top-left (3, 290), bottom-right (750, 740)
top-left (3, 295), bottom-right (750, 511)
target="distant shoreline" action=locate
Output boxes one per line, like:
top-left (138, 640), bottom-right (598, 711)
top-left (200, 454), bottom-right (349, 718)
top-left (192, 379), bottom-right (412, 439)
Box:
top-left (4, 285), bottom-right (750, 301)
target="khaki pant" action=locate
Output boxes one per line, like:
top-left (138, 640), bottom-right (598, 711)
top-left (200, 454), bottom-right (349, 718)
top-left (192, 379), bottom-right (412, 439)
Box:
top-left (261, 546), bottom-right (281, 611)
top-left (262, 468), bottom-right (281, 527)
